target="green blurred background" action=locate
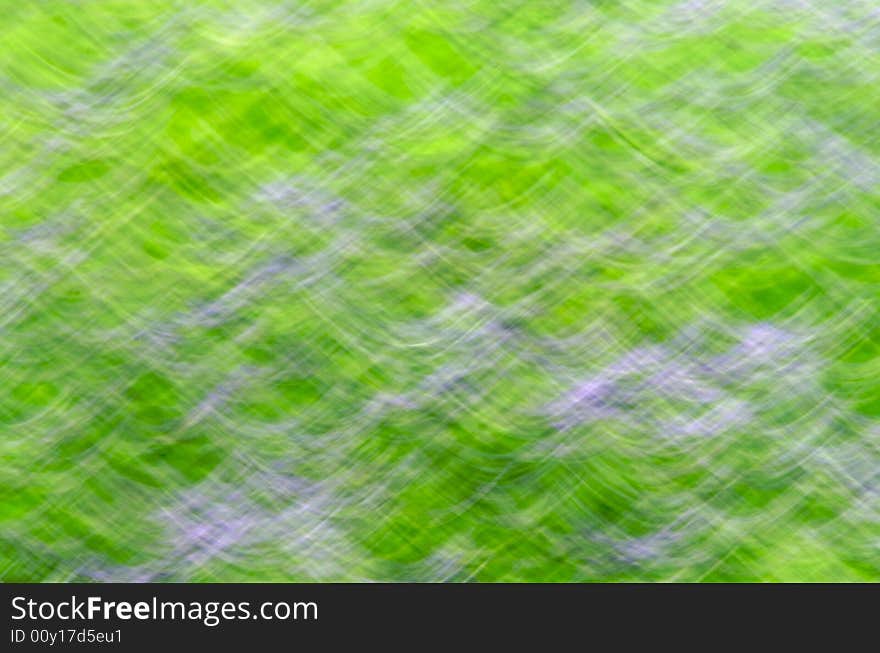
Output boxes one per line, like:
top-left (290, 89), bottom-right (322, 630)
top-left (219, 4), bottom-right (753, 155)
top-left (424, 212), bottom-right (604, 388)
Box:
top-left (1, 1), bottom-right (878, 581)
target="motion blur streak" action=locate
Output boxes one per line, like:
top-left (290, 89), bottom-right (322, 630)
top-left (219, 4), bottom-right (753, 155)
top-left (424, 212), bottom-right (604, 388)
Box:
top-left (1, 1), bottom-right (879, 582)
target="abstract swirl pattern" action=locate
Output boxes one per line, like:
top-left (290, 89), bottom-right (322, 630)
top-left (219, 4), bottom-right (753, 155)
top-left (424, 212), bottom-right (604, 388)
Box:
top-left (2, 1), bottom-right (879, 581)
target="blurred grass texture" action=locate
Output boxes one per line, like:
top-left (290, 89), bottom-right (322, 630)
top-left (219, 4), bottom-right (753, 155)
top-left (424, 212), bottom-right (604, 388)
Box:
top-left (1, 1), bottom-right (879, 581)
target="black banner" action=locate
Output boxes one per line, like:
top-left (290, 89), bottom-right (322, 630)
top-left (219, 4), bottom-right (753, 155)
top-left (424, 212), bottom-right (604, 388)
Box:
top-left (1, 583), bottom-right (873, 650)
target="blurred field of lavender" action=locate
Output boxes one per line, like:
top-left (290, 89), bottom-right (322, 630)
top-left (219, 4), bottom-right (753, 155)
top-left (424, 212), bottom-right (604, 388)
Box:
top-left (1, 1), bottom-right (879, 582)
